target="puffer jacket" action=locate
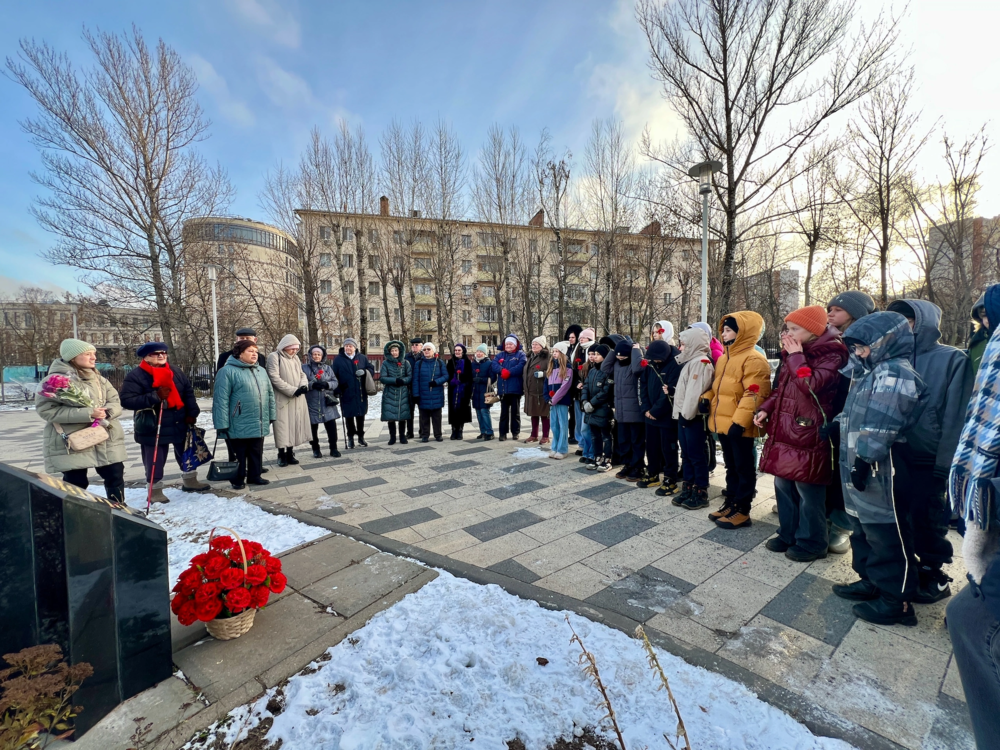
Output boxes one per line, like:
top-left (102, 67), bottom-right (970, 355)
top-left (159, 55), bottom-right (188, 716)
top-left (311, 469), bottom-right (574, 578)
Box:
top-left (673, 328), bottom-right (715, 421)
top-left (638, 341), bottom-right (681, 426)
top-left (839, 312), bottom-right (924, 525)
top-left (757, 328), bottom-right (848, 485)
top-left (332, 349), bottom-right (375, 419)
top-left (379, 341), bottom-right (412, 422)
top-left (582, 362), bottom-right (614, 429)
top-left (36, 358), bottom-right (128, 474)
top-left (302, 346), bottom-right (340, 424)
top-left (491, 335), bottom-right (527, 396)
top-left (447, 347), bottom-right (474, 426)
top-left (470, 356), bottom-right (495, 409)
top-left (547, 362), bottom-right (574, 407)
top-left (524, 348), bottom-right (551, 417)
top-left (704, 311), bottom-right (772, 436)
top-left (411, 354), bottom-right (449, 409)
top-left (969, 292), bottom-right (990, 374)
top-left (212, 356), bottom-right (277, 440)
top-left (570, 340), bottom-right (593, 401)
top-left (266, 334), bottom-right (311, 449)
top-left (120, 363), bottom-right (199, 446)
top-left (600, 344), bottom-right (645, 424)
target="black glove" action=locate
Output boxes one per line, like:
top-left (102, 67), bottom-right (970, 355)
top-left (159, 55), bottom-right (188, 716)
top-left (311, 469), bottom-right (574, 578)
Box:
top-left (428, 381), bottom-right (436, 388)
top-left (824, 420), bottom-right (840, 446)
top-left (698, 399), bottom-right (710, 415)
top-left (310, 380), bottom-right (325, 390)
top-left (294, 385), bottom-right (309, 397)
top-left (851, 457), bottom-right (872, 492)
top-left (355, 369), bottom-right (366, 378)
top-left (727, 423), bottom-right (744, 439)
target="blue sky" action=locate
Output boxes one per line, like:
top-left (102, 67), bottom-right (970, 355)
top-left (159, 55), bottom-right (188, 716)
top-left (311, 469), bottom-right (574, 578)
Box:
top-left (2, 0), bottom-right (999, 294)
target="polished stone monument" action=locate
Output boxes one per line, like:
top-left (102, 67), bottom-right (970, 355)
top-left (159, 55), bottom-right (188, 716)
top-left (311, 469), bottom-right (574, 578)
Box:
top-left (0, 464), bottom-right (172, 736)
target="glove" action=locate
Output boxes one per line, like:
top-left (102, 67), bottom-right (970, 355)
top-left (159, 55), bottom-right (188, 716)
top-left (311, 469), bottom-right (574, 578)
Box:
top-left (156, 385), bottom-right (172, 400)
top-left (294, 385), bottom-right (309, 397)
top-left (851, 457), bottom-right (871, 492)
top-left (184, 416), bottom-right (197, 425)
top-left (583, 401), bottom-right (595, 414)
top-left (698, 399), bottom-right (710, 415)
top-left (534, 371), bottom-right (545, 379)
top-left (827, 420), bottom-right (841, 446)
top-left (501, 368), bottom-right (511, 380)
top-left (355, 369), bottom-right (366, 378)
top-left (428, 381), bottom-right (436, 388)
top-left (727, 423), bottom-right (744, 439)
top-left (413, 396), bottom-right (421, 405)
top-left (310, 380), bottom-right (325, 390)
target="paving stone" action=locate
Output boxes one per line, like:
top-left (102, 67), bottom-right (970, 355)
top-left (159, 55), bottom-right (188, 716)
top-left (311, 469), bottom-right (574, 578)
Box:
top-left (703, 520), bottom-right (779, 552)
top-left (449, 531), bottom-right (540, 568)
top-left (464, 509), bottom-right (544, 542)
top-left (361, 507), bottom-right (441, 535)
top-left (431, 459), bottom-right (480, 473)
top-left (485, 480), bottom-right (546, 500)
top-left (307, 506), bottom-right (346, 518)
top-left (260, 475), bottom-right (315, 490)
top-left (451, 446), bottom-right (491, 455)
top-left (499, 461), bottom-right (549, 475)
top-left (402, 478), bottom-right (465, 497)
top-left (363, 459), bottom-right (415, 472)
top-left (575, 481), bottom-right (638, 501)
top-left (487, 558), bottom-right (542, 584)
top-left (300, 552), bottom-right (426, 617)
top-left (925, 693), bottom-right (975, 750)
top-left (687, 568), bottom-right (782, 633)
top-left (578, 512), bottom-right (657, 547)
top-left (280, 535), bottom-right (375, 589)
top-left (760, 571), bottom-right (856, 647)
top-left (719, 614), bottom-right (835, 692)
top-left (535, 562), bottom-right (611, 600)
top-left (322, 477), bottom-right (388, 495)
top-left (395, 445), bottom-right (437, 455)
top-left (513, 533), bottom-right (606, 578)
top-left (651, 538), bottom-right (745, 585)
top-left (585, 566), bottom-right (695, 623)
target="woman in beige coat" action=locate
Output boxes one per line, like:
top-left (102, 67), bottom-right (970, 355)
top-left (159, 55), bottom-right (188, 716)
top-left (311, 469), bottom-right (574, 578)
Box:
top-left (266, 334), bottom-right (311, 466)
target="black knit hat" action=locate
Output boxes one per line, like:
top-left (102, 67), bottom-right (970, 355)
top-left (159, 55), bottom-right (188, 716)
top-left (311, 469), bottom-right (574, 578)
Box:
top-left (646, 340), bottom-right (670, 361)
top-left (827, 291), bottom-right (875, 323)
top-left (614, 340), bottom-right (633, 358)
top-left (722, 316), bottom-right (739, 334)
top-left (591, 343), bottom-right (610, 358)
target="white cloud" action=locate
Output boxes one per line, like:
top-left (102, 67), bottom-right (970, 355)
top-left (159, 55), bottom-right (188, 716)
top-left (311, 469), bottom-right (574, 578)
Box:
top-left (225, 0), bottom-right (301, 48)
top-left (255, 55), bottom-right (317, 111)
top-left (188, 54), bottom-right (255, 128)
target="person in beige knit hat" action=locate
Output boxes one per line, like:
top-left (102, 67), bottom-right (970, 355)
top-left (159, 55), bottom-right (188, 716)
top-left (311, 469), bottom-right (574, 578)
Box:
top-left (524, 336), bottom-right (551, 444)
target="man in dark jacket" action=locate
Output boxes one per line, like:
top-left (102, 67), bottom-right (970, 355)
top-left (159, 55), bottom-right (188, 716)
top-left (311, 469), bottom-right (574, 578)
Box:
top-left (602, 339), bottom-right (646, 480)
top-left (216, 327), bottom-right (259, 373)
top-left (582, 344), bottom-right (614, 472)
top-left (887, 299), bottom-right (975, 603)
top-left (404, 338), bottom-right (423, 439)
top-left (121, 342), bottom-right (209, 502)
top-left (637, 340), bottom-right (682, 490)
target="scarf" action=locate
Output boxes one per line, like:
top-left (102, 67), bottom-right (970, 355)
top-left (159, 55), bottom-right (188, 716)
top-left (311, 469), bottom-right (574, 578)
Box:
top-left (951, 330), bottom-right (1000, 529)
top-left (139, 360), bottom-right (184, 409)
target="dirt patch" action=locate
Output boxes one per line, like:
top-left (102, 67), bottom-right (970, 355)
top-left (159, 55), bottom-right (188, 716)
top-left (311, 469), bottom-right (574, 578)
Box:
top-left (506, 727), bottom-right (618, 750)
top-left (230, 717), bottom-right (282, 750)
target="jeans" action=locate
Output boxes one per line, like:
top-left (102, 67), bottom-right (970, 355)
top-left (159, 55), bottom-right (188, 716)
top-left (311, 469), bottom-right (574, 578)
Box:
top-left (847, 514), bottom-right (916, 602)
top-left (140, 442), bottom-right (185, 484)
top-left (947, 552), bottom-right (1000, 748)
top-left (718, 433), bottom-right (757, 512)
top-left (229, 437), bottom-right (264, 485)
top-left (774, 477), bottom-right (829, 555)
top-left (63, 462), bottom-right (125, 504)
top-left (679, 417), bottom-right (709, 487)
top-left (550, 404), bottom-right (570, 454)
top-left (499, 394), bottom-right (521, 437)
top-left (617, 422), bottom-right (646, 476)
top-left (893, 444), bottom-right (954, 570)
top-left (476, 408), bottom-right (494, 436)
top-left (574, 400), bottom-right (594, 459)
top-left (590, 424), bottom-right (613, 459)
top-left (645, 420), bottom-right (678, 480)
top-left (419, 408), bottom-right (443, 439)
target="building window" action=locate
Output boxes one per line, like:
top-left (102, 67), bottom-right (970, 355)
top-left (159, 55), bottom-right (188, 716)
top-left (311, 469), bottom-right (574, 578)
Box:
top-left (529, 239), bottom-right (537, 253)
top-left (394, 307), bottom-right (402, 321)
top-left (342, 254), bottom-right (354, 268)
top-left (320, 253), bottom-right (332, 267)
top-left (415, 283), bottom-right (432, 296)
top-left (462, 310), bottom-right (473, 323)
top-left (369, 255), bottom-right (380, 270)
top-left (368, 229), bottom-right (378, 243)
top-left (482, 334), bottom-right (498, 347)
top-left (320, 226), bottom-right (332, 240)
top-left (478, 257), bottom-right (499, 273)
top-left (345, 281), bottom-right (355, 295)
top-left (568, 242), bottom-right (584, 254)
top-left (462, 335), bottom-right (474, 347)
top-left (462, 285), bottom-right (473, 297)
top-left (416, 309), bottom-right (433, 322)
top-left (228, 280), bottom-right (236, 292)
top-left (368, 307), bottom-right (380, 322)
top-left (663, 292), bottom-right (673, 305)
top-left (414, 257), bottom-right (432, 270)
top-left (368, 282), bottom-right (380, 295)
top-left (481, 286), bottom-right (495, 298)
top-left (342, 227), bottom-right (354, 242)
top-left (425, 334), bottom-right (433, 343)
top-left (461, 234), bottom-right (472, 249)
top-left (478, 306), bottom-right (497, 323)
top-left (461, 260), bottom-right (472, 273)
top-left (369, 334), bottom-right (381, 348)
top-left (393, 230), bottom-right (404, 244)
top-left (320, 280), bottom-right (332, 294)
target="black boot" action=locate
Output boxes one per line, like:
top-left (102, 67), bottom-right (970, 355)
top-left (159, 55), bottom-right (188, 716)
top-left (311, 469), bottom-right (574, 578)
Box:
top-left (682, 486), bottom-right (710, 510)
top-left (348, 434), bottom-right (356, 449)
top-left (286, 447), bottom-right (300, 465)
top-left (328, 440), bottom-right (341, 458)
top-left (277, 448), bottom-right (289, 467)
top-left (310, 440), bottom-right (322, 458)
top-left (399, 429), bottom-right (408, 444)
top-left (912, 567), bottom-right (953, 604)
top-left (670, 481), bottom-right (692, 505)
top-left (456, 428), bottom-right (464, 439)
top-left (853, 597), bottom-right (918, 627)
top-left (357, 430), bottom-right (368, 447)
top-left (832, 579), bottom-right (880, 601)
top-left (388, 424), bottom-right (397, 446)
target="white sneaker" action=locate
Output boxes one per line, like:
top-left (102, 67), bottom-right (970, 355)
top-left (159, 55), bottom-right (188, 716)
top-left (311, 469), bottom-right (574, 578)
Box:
top-left (550, 452), bottom-right (565, 460)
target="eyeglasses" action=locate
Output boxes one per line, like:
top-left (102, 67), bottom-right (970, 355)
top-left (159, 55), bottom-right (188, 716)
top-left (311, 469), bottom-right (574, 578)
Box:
top-left (148, 352), bottom-right (167, 357)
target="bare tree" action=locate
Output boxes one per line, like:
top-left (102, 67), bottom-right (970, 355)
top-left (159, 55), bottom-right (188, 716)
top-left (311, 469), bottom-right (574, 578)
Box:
top-left (785, 147), bottom-right (841, 305)
top-left (637, 0), bottom-right (902, 314)
top-left (534, 130), bottom-right (574, 333)
top-left (6, 26), bottom-right (233, 366)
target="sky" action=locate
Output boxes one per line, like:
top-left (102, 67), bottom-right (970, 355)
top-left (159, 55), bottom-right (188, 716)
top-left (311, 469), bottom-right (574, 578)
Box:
top-left (1, 0), bottom-right (999, 295)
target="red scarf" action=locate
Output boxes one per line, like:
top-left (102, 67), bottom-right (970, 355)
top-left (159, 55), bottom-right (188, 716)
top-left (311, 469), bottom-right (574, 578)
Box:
top-left (139, 360), bottom-right (184, 409)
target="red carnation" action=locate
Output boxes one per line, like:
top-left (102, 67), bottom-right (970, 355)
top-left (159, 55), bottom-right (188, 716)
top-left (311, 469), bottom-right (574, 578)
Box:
top-left (209, 536), bottom-right (234, 552)
top-left (700, 358), bottom-right (711, 364)
top-left (548, 390), bottom-right (555, 398)
top-left (229, 545), bottom-right (246, 565)
top-left (219, 567), bottom-right (246, 590)
top-left (245, 564), bottom-right (268, 586)
top-left (190, 553), bottom-right (209, 567)
top-left (747, 384), bottom-right (760, 394)
top-left (177, 600), bottom-right (198, 627)
top-left (264, 556), bottom-right (282, 575)
top-left (171, 593), bottom-right (187, 615)
top-left (796, 366), bottom-right (813, 379)
top-left (195, 581), bottom-right (223, 603)
top-left (203, 554), bottom-right (230, 579)
top-left (195, 598), bottom-right (223, 622)
top-left (250, 585), bottom-right (271, 608)
top-left (225, 587), bottom-right (252, 613)
top-left (501, 368), bottom-right (511, 379)
top-left (174, 568), bottom-right (202, 593)
top-left (640, 359), bottom-right (649, 368)
top-left (268, 572), bottom-right (288, 594)
top-left (245, 541), bottom-right (264, 558)
top-left (535, 364), bottom-right (541, 369)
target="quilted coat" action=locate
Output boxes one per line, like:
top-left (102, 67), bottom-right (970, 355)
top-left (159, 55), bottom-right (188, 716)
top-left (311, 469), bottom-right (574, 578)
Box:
top-left (491, 335), bottom-right (526, 396)
top-left (379, 341), bottom-right (412, 422)
top-left (266, 334), bottom-right (311, 449)
top-left (332, 348), bottom-right (375, 419)
top-left (581, 363), bottom-right (614, 429)
top-left (601, 344), bottom-right (645, 424)
top-left (302, 346), bottom-right (341, 424)
top-left (411, 354), bottom-right (449, 410)
top-left (120, 363), bottom-right (199, 446)
top-left (638, 341), bottom-right (681, 426)
top-left (524, 347), bottom-right (551, 417)
top-left (704, 311), bottom-right (772, 437)
top-left (212, 356), bottom-right (277, 440)
top-left (470, 356), bottom-right (495, 410)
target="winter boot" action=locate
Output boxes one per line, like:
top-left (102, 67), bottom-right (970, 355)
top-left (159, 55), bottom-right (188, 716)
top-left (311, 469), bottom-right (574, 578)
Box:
top-left (286, 447), bottom-right (300, 465)
top-left (329, 440), bottom-right (341, 458)
top-left (277, 448), bottom-right (289, 467)
top-left (149, 482), bottom-right (170, 504)
top-left (658, 476), bottom-right (680, 496)
top-left (476, 433), bottom-right (485, 440)
top-left (682, 486), bottom-right (710, 510)
top-left (181, 472), bottom-right (210, 492)
top-left (357, 430), bottom-right (368, 447)
top-left (785, 546), bottom-right (827, 563)
top-left (853, 597), bottom-right (918, 627)
top-left (637, 473), bottom-right (660, 489)
top-left (348, 435), bottom-right (356, 449)
top-left (670, 481), bottom-right (692, 505)
top-left (311, 440), bottom-right (323, 458)
top-left (714, 502), bottom-right (752, 529)
top-left (483, 434), bottom-right (494, 441)
top-left (399, 432), bottom-right (408, 445)
top-left (388, 425), bottom-right (397, 446)
top-left (450, 429), bottom-right (460, 441)
top-left (912, 567), bottom-right (953, 604)
top-left (832, 579), bottom-right (880, 601)
top-left (828, 523), bottom-right (851, 555)
top-left (456, 428), bottom-right (464, 440)
top-left (708, 498), bottom-right (734, 521)
top-left (597, 457), bottom-right (612, 473)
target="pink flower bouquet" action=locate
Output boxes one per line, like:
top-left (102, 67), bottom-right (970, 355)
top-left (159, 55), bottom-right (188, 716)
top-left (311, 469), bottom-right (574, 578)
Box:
top-left (39, 373), bottom-right (94, 408)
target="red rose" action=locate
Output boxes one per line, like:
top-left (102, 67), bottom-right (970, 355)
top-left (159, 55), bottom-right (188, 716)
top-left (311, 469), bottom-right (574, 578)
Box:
top-left (796, 366), bottom-right (813, 379)
top-left (177, 600), bottom-right (198, 627)
top-left (268, 572), bottom-right (288, 594)
top-left (203, 554), bottom-right (230, 579)
top-left (195, 581), bottom-right (223, 603)
top-left (640, 359), bottom-right (649, 367)
top-left (245, 564), bottom-right (268, 586)
top-left (501, 368), bottom-right (510, 379)
top-left (747, 384), bottom-right (760, 394)
top-left (700, 358), bottom-right (711, 364)
top-left (225, 587), bottom-right (252, 613)
top-left (264, 556), bottom-right (282, 575)
top-left (219, 568), bottom-right (246, 590)
top-left (250, 585), bottom-right (271, 609)
top-left (195, 598), bottom-right (223, 622)
top-left (209, 536), bottom-right (234, 552)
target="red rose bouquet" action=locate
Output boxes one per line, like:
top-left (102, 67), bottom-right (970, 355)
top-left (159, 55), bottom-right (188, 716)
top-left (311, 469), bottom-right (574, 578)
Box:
top-left (170, 531), bottom-right (287, 636)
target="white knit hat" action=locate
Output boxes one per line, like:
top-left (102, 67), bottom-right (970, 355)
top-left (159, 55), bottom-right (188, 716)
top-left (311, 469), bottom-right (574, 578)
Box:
top-left (532, 335), bottom-right (547, 348)
top-left (552, 341), bottom-right (570, 356)
top-left (423, 342), bottom-right (437, 354)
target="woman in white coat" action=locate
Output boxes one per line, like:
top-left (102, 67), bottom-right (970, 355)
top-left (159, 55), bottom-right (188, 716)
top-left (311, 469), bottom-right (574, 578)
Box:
top-left (266, 334), bottom-right (312, 466)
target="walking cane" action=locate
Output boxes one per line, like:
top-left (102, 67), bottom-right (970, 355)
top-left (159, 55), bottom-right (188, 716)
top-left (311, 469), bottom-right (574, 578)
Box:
top-left (145, 401), bottom-right (165, 514)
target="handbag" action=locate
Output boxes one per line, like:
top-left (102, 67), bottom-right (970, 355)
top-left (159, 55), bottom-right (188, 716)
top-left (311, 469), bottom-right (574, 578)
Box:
top-left (180, 425), bottom-right (213, 472)
top-left (364, 370), bottom-right (378, 396)
top-left (206, 436), bottom-right (239, 482)
top-left (484, 383), bottom-right (500, 405)
top-left (324, 391), bottom-right (341, 406)
top-left (54, 421), bottom-right (109, 452)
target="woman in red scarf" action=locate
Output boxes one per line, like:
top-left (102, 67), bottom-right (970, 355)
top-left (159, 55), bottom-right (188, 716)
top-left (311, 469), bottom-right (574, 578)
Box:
top-left (120, 342), bottom-right (207, 503)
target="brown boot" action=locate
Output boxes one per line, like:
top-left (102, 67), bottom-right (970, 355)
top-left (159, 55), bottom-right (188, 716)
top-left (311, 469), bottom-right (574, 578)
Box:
top-left (181, 472), bottom-right (210, 492)
top-left (149, 482), bottom-right (170, 504)
top-left (708, 499), bottom-right (733, 521)
top-left (714, 509), bottom-right (752, 529)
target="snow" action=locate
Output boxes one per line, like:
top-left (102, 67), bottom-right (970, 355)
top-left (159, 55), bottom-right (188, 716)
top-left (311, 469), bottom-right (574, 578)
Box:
top-left (512, 447), bottom-right (550, 459)
top-left (365, 391), bottom-right (382, 420)
top-left (185, 572), bottom-right (854, 750)
top-left (113, 487), bottom-right (326, 585)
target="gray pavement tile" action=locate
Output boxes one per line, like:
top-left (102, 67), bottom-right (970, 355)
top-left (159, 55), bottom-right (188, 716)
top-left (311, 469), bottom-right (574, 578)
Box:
top-left (925, 693), bottom-right (975, 750)
top-left (760, 571), bottom-right (856, 647)
top-left (703, 520), bottom-right (780, 552)
top-left (575, 480), bottom-right (637, 501)
top-left (451, 446), bottom-right (491, 455)
top-left (464, 509), bottom-right (545, 542)
top-left (578, 512), bottom-right (657, 547)
top-left (499, 461), bottom-right (549, 475)
top-left (300, 553), bottom-right (426, 617)
top-left (322, 477), bottom-right (388, 495)
top-left (363, 459), bottom-right (415, 472)
top-left (584, 566), bottom-right (696, 622)
top-left (261, 475), bottom-right (314, 490)
top-left (432, 459), bottom-right (480, 473)
top-left (402, 478), bottom-right (465, 497)
top-left (395, 445), bottom-right (437, 455)
top-left (361, 507), bottom-right (441, 535)
top-left (307, 507), bottom-right (347, 518)
top-left (281, 535), bottom-right (375, 588)
top-left (485, 480), bottom-right (546, 500)
top-left (487, 558), bottom-right (542, 584)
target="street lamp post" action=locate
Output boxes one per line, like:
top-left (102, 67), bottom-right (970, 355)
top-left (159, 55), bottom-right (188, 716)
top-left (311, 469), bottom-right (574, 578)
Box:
top-left (206, 265), bottom-right (220, 366)
top-left (69, 303), bottom-right (79, 339)
top-left (687, 160), bottom-right (723, 324)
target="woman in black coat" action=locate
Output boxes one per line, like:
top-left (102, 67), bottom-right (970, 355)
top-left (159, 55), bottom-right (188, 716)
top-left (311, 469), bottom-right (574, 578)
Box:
top-left (331, 337), bottom-right (375, 448)
top-left (447, 343), bottom-right (474, 439)
top-left (119, 342), bottom-right (208, 500)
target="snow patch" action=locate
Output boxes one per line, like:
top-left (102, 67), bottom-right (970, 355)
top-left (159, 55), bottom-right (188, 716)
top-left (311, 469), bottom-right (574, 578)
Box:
top-left (512, 447), bottom-right (550, 459)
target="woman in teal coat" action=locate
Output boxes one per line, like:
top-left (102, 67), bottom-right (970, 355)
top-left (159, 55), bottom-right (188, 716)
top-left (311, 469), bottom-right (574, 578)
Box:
top-left (213, 340), bottom-right (277, 489)
top-left (380, 340), bottom-right (412, 445)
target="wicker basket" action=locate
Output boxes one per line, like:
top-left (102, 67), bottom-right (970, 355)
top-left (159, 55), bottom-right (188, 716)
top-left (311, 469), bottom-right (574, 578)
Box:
top-left (204, 525), bottom-right (257, 641)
